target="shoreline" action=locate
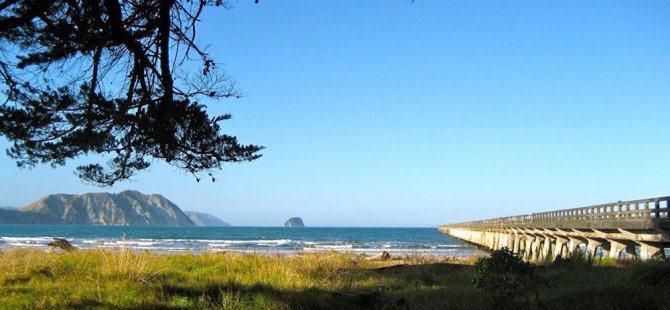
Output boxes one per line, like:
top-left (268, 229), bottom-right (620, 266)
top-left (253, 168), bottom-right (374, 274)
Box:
top-left (1, 244), bottom-right (488, 264)
top-left (0, 226), bottom-right (485, 257)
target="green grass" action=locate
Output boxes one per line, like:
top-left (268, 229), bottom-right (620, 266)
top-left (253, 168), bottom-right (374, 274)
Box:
top-left (0, 248), bottom-right (668, 309)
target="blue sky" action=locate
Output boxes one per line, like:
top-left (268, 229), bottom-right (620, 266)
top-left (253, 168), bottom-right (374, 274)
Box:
top-left (1, 1), bottom-right (669, 227)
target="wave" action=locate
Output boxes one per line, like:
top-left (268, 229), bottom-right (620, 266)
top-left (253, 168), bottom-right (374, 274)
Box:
top-left (302, 247), bottom-right (465, 253)
top-left (7, 243), bottom-right (45, 247)
top-left (1, 236), bottom-right (54, 243)
top-left (104, 240), bottom-right (159, 246)
top-left (199, 239), bottom-right (293, 244)
top-left (308, 244), bottom-right (354, 250)
top-left (0, 235), bottom-right (477, 256)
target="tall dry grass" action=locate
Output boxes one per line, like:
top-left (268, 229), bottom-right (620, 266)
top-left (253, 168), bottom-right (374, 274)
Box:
top-left (98, 249), bottom-right (164, 283)
top-left (0, 248), bottom-right (668, 309)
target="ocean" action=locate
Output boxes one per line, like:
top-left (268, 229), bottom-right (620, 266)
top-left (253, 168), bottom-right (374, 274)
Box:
top-left (0, 225), bottom-right (483, 256)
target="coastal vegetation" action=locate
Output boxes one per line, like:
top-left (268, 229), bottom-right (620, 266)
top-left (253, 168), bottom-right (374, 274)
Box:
top-left (0, 248), bottom-right (668, 309)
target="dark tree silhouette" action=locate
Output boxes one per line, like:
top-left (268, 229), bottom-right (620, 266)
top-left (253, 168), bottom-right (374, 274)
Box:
top-left (0, 0), bottom-right (262, 186)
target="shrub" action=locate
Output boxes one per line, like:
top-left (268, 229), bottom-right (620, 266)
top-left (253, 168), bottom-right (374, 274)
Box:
top-left (630, 262), bottom-right (670, 287)
top-left (472, 247), bottom-right (542, 309)
top-left (554, 248), bottom-right (593, 267)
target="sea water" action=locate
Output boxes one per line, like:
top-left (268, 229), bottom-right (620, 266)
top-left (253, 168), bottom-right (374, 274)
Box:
top-left (0, 225), bottom-right (483, 256)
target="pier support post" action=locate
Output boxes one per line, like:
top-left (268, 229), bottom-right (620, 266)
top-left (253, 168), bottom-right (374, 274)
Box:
top-left (586, 238), bottom-right (609, 259)
top-left (541, 236), bottom-right (553, 261)
top-left (639, 243), bottom-right (665, 260)
top-left (567, 237), bottom-right (585, 257)
top-left (517, 236), bottom-right (528, 258)
top-left (607, 240), bottom-right (625, 259)
top-left (474, 231), bottom-right (484, 246)
top-left (506, 232), bottom-right (515, 250)
top-left (522, 235), bottom-right (534, 261)
top-left (553, 236), bottom-right (569, 260)
top-left (624, 245), bottom-right (638, 260)
top-left (493, 232), bottom-right (501, 250)
top-left (530, 236), bottom-right (542, 261)
top-left (512, 232), bottom-right (521, 254)
top-left (607, 240), bottom-right (638, 259)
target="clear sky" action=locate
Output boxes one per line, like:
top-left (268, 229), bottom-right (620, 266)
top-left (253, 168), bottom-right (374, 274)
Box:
top-left (1, 1), bottom-right (669, 227)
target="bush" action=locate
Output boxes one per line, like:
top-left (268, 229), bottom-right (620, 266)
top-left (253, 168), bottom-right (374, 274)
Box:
top-left (473, 247), bottom-right (542, 309)
top-left (553, 248), bottom-right (592, 267)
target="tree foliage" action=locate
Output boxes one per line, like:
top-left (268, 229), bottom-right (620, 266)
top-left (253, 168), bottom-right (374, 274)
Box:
top-left (0, 0), bottom-right (262, 186)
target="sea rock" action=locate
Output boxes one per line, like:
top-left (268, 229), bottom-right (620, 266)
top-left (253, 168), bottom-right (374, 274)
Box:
top-left (284, 217), bottom-right (305, 227)
top-left (185, 211), bottom-right (231, 226)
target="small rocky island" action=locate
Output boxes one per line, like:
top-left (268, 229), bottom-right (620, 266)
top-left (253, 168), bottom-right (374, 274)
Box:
top-left (283, 217), bottom-right (305, 227)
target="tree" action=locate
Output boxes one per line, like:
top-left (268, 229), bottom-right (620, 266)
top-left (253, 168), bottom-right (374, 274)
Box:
top-left (0, 0), bottom-right (263, 186)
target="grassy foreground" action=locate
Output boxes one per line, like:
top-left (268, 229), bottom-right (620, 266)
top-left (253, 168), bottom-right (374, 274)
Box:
top-left (1, 249), bottom-right (669, 309)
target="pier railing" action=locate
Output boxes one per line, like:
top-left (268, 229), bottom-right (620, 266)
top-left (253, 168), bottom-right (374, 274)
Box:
top-left (442, 196), bottom-right (670, 230)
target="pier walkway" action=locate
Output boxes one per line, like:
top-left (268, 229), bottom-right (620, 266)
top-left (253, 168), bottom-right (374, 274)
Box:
top-left (439, 196), bottom-right (670, 261)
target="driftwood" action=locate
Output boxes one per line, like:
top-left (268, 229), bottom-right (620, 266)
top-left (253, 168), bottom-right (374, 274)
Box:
top-left (48, 238), bottom-right (76, 252)
top-left (365, 251), bottom-right (391, 261)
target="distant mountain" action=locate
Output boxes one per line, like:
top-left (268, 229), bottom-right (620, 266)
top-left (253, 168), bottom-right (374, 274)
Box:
top-left (0, 190), bottom-right (195, 226)
top-left (0, 208), bottom-right (52, 224)
top-left (284, 217), bottom-right (305, 227)
top-left (185, 211), bottom-right (231, 226)
top-left (0, 206), bottom-right (17, 210)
